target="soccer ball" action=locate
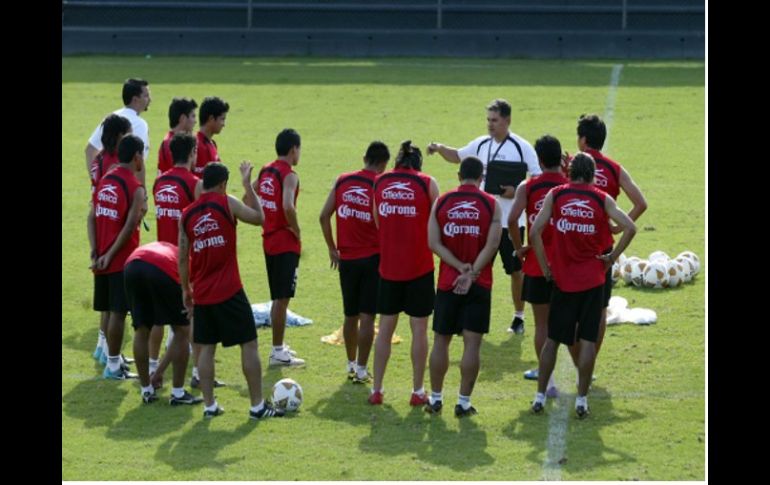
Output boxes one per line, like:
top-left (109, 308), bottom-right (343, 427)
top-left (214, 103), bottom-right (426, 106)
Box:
top-left (611, 261), bottom-right (622, 285)
top-left (621, 256), bottom-right (641, 285)
top-left (272, 378), bottom-right (303, 412)
top-left (648, 251), bottom-right (669, 264)
top-left (629, 259), bottom-right (648, 287)
top-left (675, 256), bottom-right (695, 283)
top-left (617, 253), bottom-right (627, 267)
top-left (666, 260), bottom-right (685, 288)
top-left (642, 261), bottom-right (668, 288)
top-left (677, 251), bottom-right (700, 276)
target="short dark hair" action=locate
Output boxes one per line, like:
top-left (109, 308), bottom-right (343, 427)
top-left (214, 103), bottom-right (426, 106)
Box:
top-left (122, 78), bottom-right (148, 106)
top-left (199, 96), bottom-right (229, 126)
top-left (534, 135), bottom-right (562, 169)
top-left (486, 98), bottom-right (511, 118)
top-left (459, 156), bottom-right (484, 180)
top-left (394, 140), bottom-right (422, 170)
top-left (169, 133), bottom-right (197, 165)
top-left (117, 135), bottom-right (144, 164)
top-left (100, 114), bottom-right (132, 154)
top-left (202, 162), bottom-right (229, 189)
top-left (577, 114), bottom-right (606, 150)
top-left (569, 152), bottom-right (595, 182)
top-left (275, 128), bottom-right (301, 156)
top-left (365, 141), bottom-right (390, 166)
top-left (168, 97), bottom-right (198, 129)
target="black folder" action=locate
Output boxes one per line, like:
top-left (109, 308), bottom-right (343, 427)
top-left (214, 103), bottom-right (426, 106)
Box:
top-left (484, 161), bottom-right (527, 195)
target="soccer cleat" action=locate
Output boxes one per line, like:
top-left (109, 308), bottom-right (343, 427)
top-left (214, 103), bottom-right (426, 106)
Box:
top-left (249, 404), bottom-right (286, 420)
top-left (508, 316), bottom-right (525, 335)
top-left (576, 405), bottom-right (590, 419)
top-left (523, 368), bottom-right (539, 380)
top-left (190, 376), bottom-right (227, 389)
top-left (103, 366), bottom-right (138, 380)
top-left (347, 365), bottom-right (356, 380)
top-left (99, 351), bottom-right (108, 366)
top-left (424, 400), bottom-right (443, 414)
top-left (283, 345), bottom-right (298, 357)
top-left (531, 401), bottom-right (545, 414)
top-left (203, 406), bottom-right (225, 418)
top-left (368, 390), bottom-right (383, 405)
top-left (546, 385), bottom-right (560, 399)
top-left (142, 390), bottom-right (158, 404)
top-left (352, 372), bottom-right (372, 384)
top-left (454, 404), bottom-right (478, 418)
top-left (121, 354), bottom-right (135, 365)
top-left (269, 350), bottom-right (306, 367)
top-left (169, 390), bottom-right (204, 406)
top-left (409, 392), bottom-right (429, 406)
top-left (92, 346), bottom-right (103, 362)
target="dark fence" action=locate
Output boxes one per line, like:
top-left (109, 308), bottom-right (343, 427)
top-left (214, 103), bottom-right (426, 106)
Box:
top-left (62, 0), bottom-right (705, 58)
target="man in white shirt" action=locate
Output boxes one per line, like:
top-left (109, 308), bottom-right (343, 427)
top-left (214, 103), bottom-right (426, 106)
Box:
top-left (85, 78), bottom-right (152, 185)
top-left (427, 98), bottom-right (541, 335)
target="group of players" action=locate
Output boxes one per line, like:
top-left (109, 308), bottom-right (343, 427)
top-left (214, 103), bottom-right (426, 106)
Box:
top-left (85, 78), bottom-right (647, 420)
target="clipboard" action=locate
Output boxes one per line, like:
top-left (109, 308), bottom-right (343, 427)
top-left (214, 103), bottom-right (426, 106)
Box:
top-left (484, 161), bottom-right (527, 195)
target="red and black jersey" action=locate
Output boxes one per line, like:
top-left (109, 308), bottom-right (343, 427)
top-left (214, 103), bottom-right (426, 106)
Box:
top-left (374, 167), bottom-right (434, 281)
top-left (334, 169), bottom-right (378, 260)
top-left (153, 167), bottom-right (199, 244)
top-left (549, 183), bottom-right (611, 292)
top-left (584, 147), bottom-right (621, 200)
top-left (435, 184), bottom-right (496, 291)
top-left (157, 130), bottom-right (175, 174)
top-left (125, 241), bottom-right (180, 283)
top-left (194, 131), bottom-right (220, 176)
top-left (90, 150), bottom-right (119, 192)
top-left (181, 192), bottom-right (242, 305)
top-left (522, 172), bottom-right (569, 277)
top-left (92, 165), bottom-right (142, 275)
top-left (257, 159), bottom-right (301, 255)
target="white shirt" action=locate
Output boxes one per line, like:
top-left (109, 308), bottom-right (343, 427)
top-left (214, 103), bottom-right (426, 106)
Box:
top-left (88, 106), bottom-right (150, 159)
top-left (457, 131), bottom-right (540, 228)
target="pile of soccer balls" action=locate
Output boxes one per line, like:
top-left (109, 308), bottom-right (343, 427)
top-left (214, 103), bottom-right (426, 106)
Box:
top-left (611, 251), bottom-right (700, 289)
top-left (271, 378), bottom-right (303, 412)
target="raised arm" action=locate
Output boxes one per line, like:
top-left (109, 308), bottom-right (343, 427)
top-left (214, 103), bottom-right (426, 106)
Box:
top-left (618, 166), bottom-right (648, 224)
top-left (426, 142), bottom-right (461, 163)
top-left (229, 161), bottom-right (263, 226)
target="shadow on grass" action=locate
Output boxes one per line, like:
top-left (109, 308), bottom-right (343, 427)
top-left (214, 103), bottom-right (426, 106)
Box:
top-left (154, 420), bottom-right (255, 471)
top-left (105, 396), bottom-right (197, 441)
top-left (62, 378), bottom-right (130, 429)
top-left (477, 331), bottom-right (526, 383)
top-left (502, 384), bottom-right (643, 475)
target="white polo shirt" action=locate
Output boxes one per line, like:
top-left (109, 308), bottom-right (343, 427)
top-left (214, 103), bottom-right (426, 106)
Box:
top-left (457, 130), bottom-right (540, 228)
top-left (88, 106), bottom-right (150, 159)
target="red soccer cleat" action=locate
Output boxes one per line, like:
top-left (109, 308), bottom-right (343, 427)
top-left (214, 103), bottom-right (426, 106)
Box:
top-left (368, 390), bottom-right (384, 405)
top-left (409, 392), bottom-right (429, 406)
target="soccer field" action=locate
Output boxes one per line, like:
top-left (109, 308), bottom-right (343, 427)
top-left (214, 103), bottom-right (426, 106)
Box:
top-left (62, 56), bottom-right (705, 480)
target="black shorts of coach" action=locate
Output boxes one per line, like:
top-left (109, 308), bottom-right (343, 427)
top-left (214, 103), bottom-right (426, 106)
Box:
top-left (94, 270), bottom-right (130, 313)
top-left (522, 274), bottom-right (553, 305)
top-left (124, 259), bottom-right (188, 329)
top-left (547, 284), bottom-right (604, 346)
top-left (193, 289), bottom-right (257, 347)
top-left (264, 251), bottom-right (300, 300)
top-left (433, 284), bottom-right (491, 335)
top-left (493, 226), bottom-right (524, 274)
top-left (339, 254), bottom-right (380, 317)
top-left (377, 270), bottom-right (434, 317)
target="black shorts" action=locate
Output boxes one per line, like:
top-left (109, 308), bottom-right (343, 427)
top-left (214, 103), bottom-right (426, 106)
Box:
top-left (493, 226), bottom-right (523, 274)
top-left (432, 285), bottom-right (491, 335)
top-left (93, 271), bottom-right (129, 313)
top-left (547, 284), bottom-right (604, 346)
top-left (377, 271), bottom-right (435, 317)
top-left (124, 260), bottom-right (188, 329)
top-left (522, 275), bottom-right (553, 304)
top-left (339, 254), bottom-right (380, 317)
top-left (264, 251), bottom-right (300, 300)
top-left (601, 246), bottom-right (613, 308)
top-left (193, 289), bottom-right (257, 347)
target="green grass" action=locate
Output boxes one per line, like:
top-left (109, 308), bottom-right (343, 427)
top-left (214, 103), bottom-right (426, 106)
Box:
top-left (62, 56), bottom-right (705, 480)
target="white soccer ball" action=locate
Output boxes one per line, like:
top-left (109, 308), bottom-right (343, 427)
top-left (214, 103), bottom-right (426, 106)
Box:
top-left (677, 251), bottom-right (701, 276)
top-left (642, 261), bottom-right (669, 288)
top-left (272, 378), bottom-right (303, 412)
top-left (675, 256), bottom-right (695, 283)
top-left (617, 253), bottom-right (627, 267)
top-left (666, 260), bottom-right (685, 288)
top-left (648, 251), bottom-right (669, 264)
top-left (621, 256), bottom-right (641, 285)
top-left (611, 260), bottom-right (622, 285)
top-left (629, 259), bottom-right (649, 287)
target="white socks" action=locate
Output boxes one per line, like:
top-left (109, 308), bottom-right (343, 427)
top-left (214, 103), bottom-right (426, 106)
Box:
top-left (458, 394), bottom-right (471, 410)
top-left (192, 367), bottom-right (200, 379)
top-left (107, 355), bottom-right (120, 372)
top-left (514, 311), bottom-right (525, 319)
top-left (250, 400), bottom-right (265, 413)
top-left (430, 391), bottom-right (443, 405)
top-left (149, 358), bottom-right (159, 375)
top-left (576, 395), bottom-right (588, 409)
top-left (534, 392), bottom-right (546, 405)
top-left (355, 363), bottom-right (368, 379)
top-left (413, 387), bottom-right (425, 397)
top-left (172, 387), bottom-right (185, 399)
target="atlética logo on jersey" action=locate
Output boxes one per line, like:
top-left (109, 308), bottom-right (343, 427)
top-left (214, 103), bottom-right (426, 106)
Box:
top-left (560, 198), bottom-right (595, 219)
top-left (342, 186), bottom-right (370, 206)
top-left (193, 212), bottom-right (220, 236)
top-left (97, 184), bottom-right (119, 204)
top-left (260, 178), bottom-right (275, 196)
top-left (529, 197), bottom-right (546, 224)
top-left (155, 184), bottom-right (180, 204)
top-left (594, 168), bottom-right (608, 188)
top-left (381, 181), bottom-right (415, 200)
top-left (447, 200), bottom-right (480, 220)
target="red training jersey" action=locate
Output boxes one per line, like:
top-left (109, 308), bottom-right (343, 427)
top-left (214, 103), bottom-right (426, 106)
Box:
top-left (257, 159), bottom-right (301, 255)
top-left (334, 169), bottom-right (379, 260)
top-left (194, 131), bottom-right (220, 176)
top-left (522, 172), bottom-right (569, 277)
top-left (157, 130), bottom-right (175, 174)
top-left (90, 150), bottom-right (119, 192)
top-left (153, 166), bottom-right (199, 244)
top-left (125, 241), bottom-right (180, 283)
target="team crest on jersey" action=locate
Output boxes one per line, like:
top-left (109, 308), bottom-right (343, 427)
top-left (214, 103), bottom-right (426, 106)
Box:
top-left (155, 184), bottom-right (180, 204)
top-left (342, 186), bottom-right (370, 206)
top-left (381, 181), bottom-right (415, 200)
top-left (260, 178), bottom-right (275, 196)
top-left (97, 184), bottom-right (119, 204)
top-left (447, 200), bottom-right (480, 220)
top-left (193, 212), bottom-right (220, 236)
top-left (560, 198), bottom-right (595, 219)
